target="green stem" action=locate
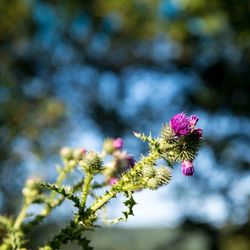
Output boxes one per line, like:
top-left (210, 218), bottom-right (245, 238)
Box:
top-left (80, 173), bottom-right (93, 209)
top-left (90, 189), bottom-right (117, 212)
top-left (13, 203), bottom-right (29, 230)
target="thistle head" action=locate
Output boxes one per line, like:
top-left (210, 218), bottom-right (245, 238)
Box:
top-left (79, 151), bottom-right (103, 173)
top-left (108, 177), bottom-right (118, 185)
top-left (103, 138), bottom-right (124, 154)
top-left (60, 147), bottom-right (73, 160)
top-left (170, 112), bottom-right (191, 136)
top-left (22, 176), bottom-right (41, 202)
top-left (142, 165), bottom-right (156, 178)
top-left (73, 148), bottom-right (87, 160)
top-left (113, 138), bottom-right (124, 150)
top-left (147, 178), bottom-right (159, 190)
top-left (155, 166), bottom-right (172, 185)
top-left (181, 160), bottom-right (194, 176)
top-left (113, 151), bottom-right (135, 172)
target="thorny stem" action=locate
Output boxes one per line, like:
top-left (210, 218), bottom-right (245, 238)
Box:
top-left (81, 172), bottom-right (93, 209)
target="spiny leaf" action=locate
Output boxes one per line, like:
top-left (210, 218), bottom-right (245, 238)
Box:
top-left (39, 182), bottom-right (80, 207)
top-left (102, 191), bottom-right (136, 224)
top-left (133, 131), bottom-right (157, 145)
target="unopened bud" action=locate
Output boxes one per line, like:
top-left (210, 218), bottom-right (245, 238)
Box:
top-left (22, 177), bottom-right (41, 202)
top-left (147, 178), bottom-right (158, 190)
top-left (142, 165), bottom-right (156, 178)
top-left (79, 151), bottom-right (103, 173)
top-left (60, 147), bottom-right (73, 160)
top-left (155, 166), bottom-right (172, 185)
top-left (103, 139), bottom-right (115, 154)
top-left (73, 148), bottom-right (86, 160)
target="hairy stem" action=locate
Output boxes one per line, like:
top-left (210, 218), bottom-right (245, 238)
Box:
top-left (90, 189), bottom-right (117, 212)
top-left (81, 173), bottom-right (93, 209)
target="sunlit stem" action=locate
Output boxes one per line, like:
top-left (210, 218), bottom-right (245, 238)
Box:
top-left (90, 189), bottom-right (117, 212)
top-left (13, 202), bottom-right (29, 230)
top-left (81, 172), bottom-right (93, 209)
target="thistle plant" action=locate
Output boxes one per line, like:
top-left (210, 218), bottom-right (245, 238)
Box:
top-left (0, 113), bottom-right (203, 250)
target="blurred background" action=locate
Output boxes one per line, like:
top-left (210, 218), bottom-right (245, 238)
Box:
top-left (0, 0), bottom-right (250, 249)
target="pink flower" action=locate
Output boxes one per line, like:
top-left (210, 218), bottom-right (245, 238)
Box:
top-left (170, 113), bottom-right (191, 136)
top-left (189, 115), bottom-right (199, 128)
top-left (113, 138), bottom-right (124, 150)
top-left (108, 177), bottom-right (118, 185)
top-left (181, 160), bottom-right (194, 176)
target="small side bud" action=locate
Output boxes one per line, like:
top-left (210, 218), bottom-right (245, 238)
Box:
top-left (155, 166), bottom-right (172, 185)
top-left (181, 160), bottom-right (194, 176)
top-left (73, 148), bottom-right (86, 160)
top-left (142, 165), bottom-right (156, 178)
top-left (60, 147), bottom-right (73, 160)
top-left (22, 177), bottom-right (41, 203)
top-left (103, 138), bottom-right (116, 154)
top-left (108, 177), bottom-right (118, 185)
top-left (147, 178), bottom-right (159, 190)
top-left (113, 138), bottom-right (124, 150)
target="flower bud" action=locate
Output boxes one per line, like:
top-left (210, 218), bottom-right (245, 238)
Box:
top-left (60, 147), bottom-right (73, 160)
top-left (181, 160), bottom-right (194, 176)
top-left (103, 138), bottom-right (116, 154)
top-left (113, 151), bottom-right (135, 172)
top-left (147, 178), bottom-right (159, 190)
top-left (113, 138), bottom-right (124, 150)
top-left (108, 177), bottom-right (118, 185)
top-left (155, 166), bottom-right (172, 185)
top-left (142, 165), bottom-right (156, 178)
top-left (22, 177), bottom-right (41, 203)
top-left (73, 148), bottom-right (86, 160)
top-left (79, 151), bottom-right (103, 173)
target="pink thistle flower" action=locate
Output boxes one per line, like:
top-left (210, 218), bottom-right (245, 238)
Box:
top-left (108, 177), bottom-right (118, 185)
top-left (113, 138), bottom-right (124, 150)
top-left (189, 115), bottom-right (199, 128)
top-left (170, 113), bottom-right (191, 136)
top-left (181, 160), bottom-right (195, 176)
